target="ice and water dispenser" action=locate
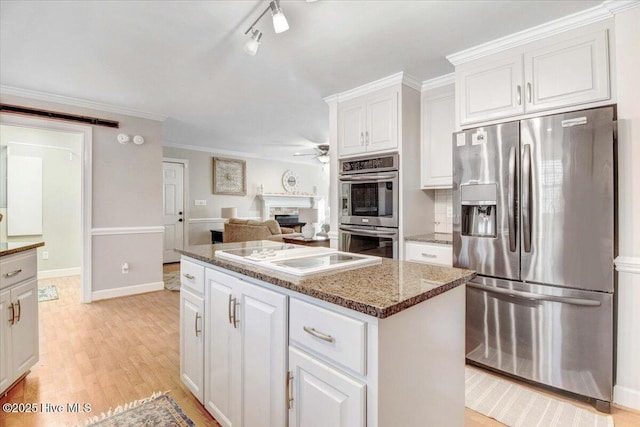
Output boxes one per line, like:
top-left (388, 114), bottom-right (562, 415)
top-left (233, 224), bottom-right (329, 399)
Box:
top-left (460, 183), bottom-right (497, 238)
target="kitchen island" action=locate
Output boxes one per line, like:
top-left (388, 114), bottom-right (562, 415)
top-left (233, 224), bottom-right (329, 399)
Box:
top-left (177, 241), bottom-right (475, 427)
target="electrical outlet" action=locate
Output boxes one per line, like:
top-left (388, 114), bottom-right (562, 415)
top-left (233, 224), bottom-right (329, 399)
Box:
top-left (42, 251), bottom-right (49, 260)
top-left (122, 262), bottom-right (129, 274)
top-left (446, 206), bottom-right (453, 218)
top-left (195, 200), bottom-right (207, 206)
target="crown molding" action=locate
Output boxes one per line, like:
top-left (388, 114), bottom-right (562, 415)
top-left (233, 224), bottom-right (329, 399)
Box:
top-left (325, 71), bottom-right (422, 103)
top-left (0, 85), bottom-right (168, 122)
top-left (446, 2), bottom-right (617, 66)
top-left (421, 73), bottom-right (456, 92)
top-left (603, 0), bottom-right (640, 14)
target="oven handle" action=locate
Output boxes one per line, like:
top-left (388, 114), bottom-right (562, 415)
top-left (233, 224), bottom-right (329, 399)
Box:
top-left (339, 174), bottom-right (397, 182)
top-left (339, 226), bottom-right (398, 237)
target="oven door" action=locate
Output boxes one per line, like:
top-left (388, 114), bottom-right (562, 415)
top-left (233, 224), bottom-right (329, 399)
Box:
top-left (340, 172), bottom-right (398, 228)
top-left (339, 225), bottom-right (398, 259)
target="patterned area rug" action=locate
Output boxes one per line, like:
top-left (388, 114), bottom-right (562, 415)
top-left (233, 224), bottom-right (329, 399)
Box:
top-left (163, 271), bottom-right (181, 292)
top-left (83, 392), bottom-right (194, 426)
top-left (465, 366), bottom-right (613, 427)
top-left (38, 285), bottom-right (59, 302)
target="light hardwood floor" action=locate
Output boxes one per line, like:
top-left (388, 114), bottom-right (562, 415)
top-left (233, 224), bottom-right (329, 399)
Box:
top-left (2, 267), bottom-right (639, 426)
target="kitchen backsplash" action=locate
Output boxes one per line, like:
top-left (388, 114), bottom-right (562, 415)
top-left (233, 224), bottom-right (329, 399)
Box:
top-left (434, 189), bottom-right (453, 233)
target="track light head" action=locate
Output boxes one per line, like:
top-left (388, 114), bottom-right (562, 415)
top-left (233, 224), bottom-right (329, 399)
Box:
top-left (244, 28), bottom-right (262, 56)
top-left (270, 1), bottom-right (289, 34)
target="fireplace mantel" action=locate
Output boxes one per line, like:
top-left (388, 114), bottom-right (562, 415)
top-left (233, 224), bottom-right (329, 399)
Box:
top-left (258, 193), bottom-right (320, 220)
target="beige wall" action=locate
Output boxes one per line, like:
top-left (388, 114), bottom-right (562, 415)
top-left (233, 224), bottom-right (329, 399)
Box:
top-left (163, 146), bottom-right (330, 245)
top-left (0, 93), bottom-right (164, 295)
top-left (613, 6), bottom-right (640, 411)
top-left (0, 125), bottom-right (82, 274)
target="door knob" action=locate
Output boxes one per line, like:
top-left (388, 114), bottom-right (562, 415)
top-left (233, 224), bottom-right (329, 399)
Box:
top-left (179, 219), bottom-right (183, 222)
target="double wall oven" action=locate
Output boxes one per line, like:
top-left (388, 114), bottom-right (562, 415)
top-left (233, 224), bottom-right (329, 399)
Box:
top-left (339, 154), bottom-right (399, 259)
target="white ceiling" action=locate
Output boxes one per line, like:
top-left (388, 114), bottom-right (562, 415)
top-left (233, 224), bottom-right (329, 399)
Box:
top-left (0, 0), bottom-right (601, 161)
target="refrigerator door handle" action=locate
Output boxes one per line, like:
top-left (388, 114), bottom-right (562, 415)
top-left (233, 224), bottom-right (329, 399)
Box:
top-left (508, 146), bottom-right (517, 252)
top-left (467, 282), bottom-right (602, 307)
top-left (522, 144), bottom-right (532, 253)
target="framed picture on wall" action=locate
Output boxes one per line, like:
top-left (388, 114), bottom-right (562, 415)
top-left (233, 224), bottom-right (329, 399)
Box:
top-left (213, 157), bottom-right (247, 195)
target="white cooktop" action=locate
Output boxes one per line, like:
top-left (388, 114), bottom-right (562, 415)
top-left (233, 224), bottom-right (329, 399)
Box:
top-left (215, 244), bottom-right (381, 277)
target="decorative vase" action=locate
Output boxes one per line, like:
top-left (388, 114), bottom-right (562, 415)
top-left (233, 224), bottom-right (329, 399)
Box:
top-left (301, 223), bottom-right (315, 239)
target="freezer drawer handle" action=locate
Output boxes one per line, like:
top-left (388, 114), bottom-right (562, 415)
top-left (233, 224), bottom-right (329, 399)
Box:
top-left (562, 117), bottom-right (587, 127)
top-left (467, 282), bottom-right (601, 307)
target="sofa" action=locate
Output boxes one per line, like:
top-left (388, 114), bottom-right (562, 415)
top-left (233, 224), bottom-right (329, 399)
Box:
top-left (223, 218), bottom-right (301, 243)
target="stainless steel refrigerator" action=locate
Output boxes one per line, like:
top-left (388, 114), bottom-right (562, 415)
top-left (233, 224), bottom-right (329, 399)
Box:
top-left (453, 106), bottom-right (615, 411)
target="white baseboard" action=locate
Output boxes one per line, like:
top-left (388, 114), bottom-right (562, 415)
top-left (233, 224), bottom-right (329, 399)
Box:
top-left (614, 384), bottom-right (640, 411)
top-left (91, 281), bottom-right (164, 301)
top-left (38, 267), bottom-right (81, 279)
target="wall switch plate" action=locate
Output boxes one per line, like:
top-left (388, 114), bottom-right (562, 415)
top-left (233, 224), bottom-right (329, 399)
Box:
top-left (42, 251), bottom-right (49, 260)
top-left (446, 206), bottom-right (453, 218)
top-left (195, 200), bottom-right (207, 206)
top-left (122, 262), bottom-right (129, 274)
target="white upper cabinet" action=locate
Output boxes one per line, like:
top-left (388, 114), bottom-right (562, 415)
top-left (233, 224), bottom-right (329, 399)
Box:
top-left (456, 28), bottom-right (611, 127)
top-left (421, 85), bottom-right (456, 188)
top-left (457, 55), bottom-right (524, 125)
top-left (524, 30), bottom-right (609, 113)
top-left (338, 87), bottom-right (398, 157)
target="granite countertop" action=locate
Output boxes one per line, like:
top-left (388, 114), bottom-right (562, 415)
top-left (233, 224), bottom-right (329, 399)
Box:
top-left (177, 241), bottom-right (475, 319)
top-left (0, 241), bottom-right (45, 257)
top-left (404, 233), bottom-right (453, 245)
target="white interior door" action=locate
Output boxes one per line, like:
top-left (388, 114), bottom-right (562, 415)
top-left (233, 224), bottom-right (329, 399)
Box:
top-left (163, 162), bottom-right (185, 263)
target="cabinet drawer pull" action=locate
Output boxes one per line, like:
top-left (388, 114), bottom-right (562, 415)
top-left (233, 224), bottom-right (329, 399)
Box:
top-left (8, 303), bottom-right (15, 325)
top-left (421, 253), bottom-right (437, 258)
top-left (195, 313), bottom-right (202, 337)
top-left (15, 300), bottom-right (21, 323)
top-left (5, 269), bottom-right (22, 278)
top-left (303, 326), bottom-right (335, 343)
top-left (183, 273), bottom-right (195, 280)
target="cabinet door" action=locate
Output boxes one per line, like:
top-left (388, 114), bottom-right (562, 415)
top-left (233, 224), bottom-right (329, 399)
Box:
top-left (0, 289), bottom-right (12, 392)
top-left (239, 282), bottom-right (287, 427)
top-left (180, 288), bottom-right (204, 403)
top-left (10, 278), bottom-right (39, 378)
top-left (366, 88), bottom-right (398, 153)
top-left (422, 88), bottom-right (455, 188)
top-left (205, 271), bottom-right (241, 427)
top-left (289, 347), bottom-right (366, 427)
top-left (457, 54), bottom-right (524, 125)
top-left (338, 98), bottom-right (366, 157)
top-left (524, 30), bottom-right (610, 113)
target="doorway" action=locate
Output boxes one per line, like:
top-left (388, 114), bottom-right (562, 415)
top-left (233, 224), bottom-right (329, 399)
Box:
top-left (163, 159), bottom-right (188, 263)
top-left (0, 114), bottom-right (92, 302)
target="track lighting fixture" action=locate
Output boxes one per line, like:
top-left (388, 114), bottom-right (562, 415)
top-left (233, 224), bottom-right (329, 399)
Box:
top-left (243, 0), bottom-right (289, 56)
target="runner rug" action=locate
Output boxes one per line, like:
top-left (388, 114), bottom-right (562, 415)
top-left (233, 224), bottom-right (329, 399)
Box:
top-left (83, 392), bottom-right (194, 426)
top-left (163, 271), bottom-right (181, 291)
top-left (465, 366), bottom-right (614, 427)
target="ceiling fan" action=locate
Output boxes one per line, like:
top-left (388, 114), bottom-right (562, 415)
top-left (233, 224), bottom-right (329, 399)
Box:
top-left (293, 144), bottom-right (330, 163)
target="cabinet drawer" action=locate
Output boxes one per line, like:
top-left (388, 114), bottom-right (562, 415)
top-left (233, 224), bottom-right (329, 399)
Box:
top-left (290, 298), bottom-right (366, 375)
top-left (180, 259), bottom-right (205, 294)
top-left (0, 250), bottom-right (37, 290)
top-left (405, 242), bottom-right (452, 266)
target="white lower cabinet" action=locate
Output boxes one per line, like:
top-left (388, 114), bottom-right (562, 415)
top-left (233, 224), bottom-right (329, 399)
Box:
top-left (180, 287), bottom-right (204, 403)
top-left (289, 347), bottom-right (366, 427)
top-left (0, 249), bottom-right (39, 395)
top-left (405, 241), bottom-right (453, 267)
top-left (204, 268), bottom-right (287, 427)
